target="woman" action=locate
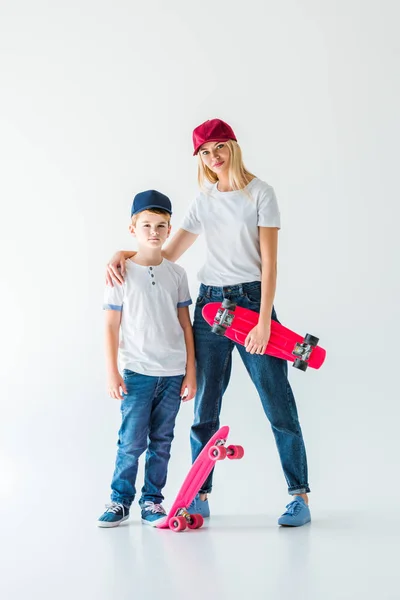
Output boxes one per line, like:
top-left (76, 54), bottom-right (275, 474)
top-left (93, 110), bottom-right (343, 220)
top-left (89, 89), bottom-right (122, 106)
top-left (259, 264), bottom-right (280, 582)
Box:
top-left (107, 119), bottom-right (311, 526)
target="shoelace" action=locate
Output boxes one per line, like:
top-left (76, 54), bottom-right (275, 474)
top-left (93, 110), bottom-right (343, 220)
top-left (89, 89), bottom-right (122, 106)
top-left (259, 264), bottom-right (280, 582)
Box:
top-left (283, 500), bottom-right (302, 516)
top-left (105, 502), bottom-right (125, 514)
top-left (142, 501), bottom-right (166, 515)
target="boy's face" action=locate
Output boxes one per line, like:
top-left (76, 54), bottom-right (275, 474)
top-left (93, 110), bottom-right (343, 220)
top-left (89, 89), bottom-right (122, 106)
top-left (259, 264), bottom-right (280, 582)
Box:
top-left (129, 210), bottom-right (171, 249)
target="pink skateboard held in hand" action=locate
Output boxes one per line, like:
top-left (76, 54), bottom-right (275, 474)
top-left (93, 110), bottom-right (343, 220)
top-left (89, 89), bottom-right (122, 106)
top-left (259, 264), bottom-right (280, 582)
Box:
top-left (202, 301), bottom-right (326, 371)
top-left (157, 425), bottom-right (243, 532)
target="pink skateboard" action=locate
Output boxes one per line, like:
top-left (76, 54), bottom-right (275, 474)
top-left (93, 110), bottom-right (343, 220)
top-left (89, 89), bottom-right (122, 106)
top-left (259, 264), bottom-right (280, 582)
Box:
top-left (157, 425), bottom-right (244, 532)
top-left (202, 301), bottom-right (326, 371)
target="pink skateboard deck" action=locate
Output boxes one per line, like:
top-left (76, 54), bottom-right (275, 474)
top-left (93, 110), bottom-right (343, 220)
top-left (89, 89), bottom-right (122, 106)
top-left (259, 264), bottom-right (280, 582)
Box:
top-left (202, 301), bottom-right (326, 371)
top-left (157, 425), bottom-right (244, 532)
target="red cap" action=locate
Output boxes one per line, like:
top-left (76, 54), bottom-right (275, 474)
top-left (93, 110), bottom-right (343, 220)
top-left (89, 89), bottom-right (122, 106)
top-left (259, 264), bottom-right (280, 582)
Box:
top-left (192, 119), bottom-right (237, 155)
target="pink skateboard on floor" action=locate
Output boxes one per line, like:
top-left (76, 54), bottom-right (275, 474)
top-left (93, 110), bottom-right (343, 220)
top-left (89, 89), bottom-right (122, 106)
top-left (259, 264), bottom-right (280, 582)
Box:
top-left (202, 301), bottom-right (326, 371)
top-left (157, 425), bottom-right (244, 532)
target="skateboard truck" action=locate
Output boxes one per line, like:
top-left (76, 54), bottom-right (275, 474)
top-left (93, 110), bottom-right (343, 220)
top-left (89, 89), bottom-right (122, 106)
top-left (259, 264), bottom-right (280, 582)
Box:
top-left (292, 334), bottom-right (320, 371)
top-left (211, 299), bottom-right (237, 336)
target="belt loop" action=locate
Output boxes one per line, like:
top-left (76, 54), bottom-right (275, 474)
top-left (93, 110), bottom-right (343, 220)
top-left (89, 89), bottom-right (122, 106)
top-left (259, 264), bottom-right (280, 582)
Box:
top-left (239, 284), bottom-right (244, 296)
top-left (206, 286), bottom-right (211, 298)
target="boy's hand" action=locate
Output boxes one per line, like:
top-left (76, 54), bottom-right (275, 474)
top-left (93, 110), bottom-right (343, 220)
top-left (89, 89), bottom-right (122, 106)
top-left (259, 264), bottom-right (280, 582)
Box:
top-left (107, 371), bottom-right (127, 400)
top-left (180, 371), bottom-right (196, 402)
top-left (106, 251), bottom-right (126, 287)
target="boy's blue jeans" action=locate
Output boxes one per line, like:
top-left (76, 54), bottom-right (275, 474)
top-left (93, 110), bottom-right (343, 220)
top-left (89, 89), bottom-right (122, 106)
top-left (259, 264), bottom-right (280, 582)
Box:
top-left (110, 370), bottom-right (183, 507)
top-left (190, 281), bottom-right (311, 496)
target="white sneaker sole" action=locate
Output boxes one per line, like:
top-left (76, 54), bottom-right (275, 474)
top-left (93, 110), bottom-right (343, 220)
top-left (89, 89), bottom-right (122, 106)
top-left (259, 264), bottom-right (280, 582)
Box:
top-left (97, 515), bottom-right (129, 528)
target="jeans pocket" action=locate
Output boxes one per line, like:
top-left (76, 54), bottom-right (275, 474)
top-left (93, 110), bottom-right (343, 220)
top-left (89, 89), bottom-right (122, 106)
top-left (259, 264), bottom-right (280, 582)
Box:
top-left (123, 369), bottom-right (137, 387)
top-left (196, 295), bottom-right (207, 307)
top-left (123, 369), bottom-right (136, 377)
top-left (245, 291), bottom-right (261, 305)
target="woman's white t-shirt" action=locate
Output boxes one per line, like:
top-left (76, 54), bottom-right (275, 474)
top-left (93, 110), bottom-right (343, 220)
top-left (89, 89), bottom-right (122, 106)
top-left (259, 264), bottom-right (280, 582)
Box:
top-left (181, 177), bottom-right (281, 286)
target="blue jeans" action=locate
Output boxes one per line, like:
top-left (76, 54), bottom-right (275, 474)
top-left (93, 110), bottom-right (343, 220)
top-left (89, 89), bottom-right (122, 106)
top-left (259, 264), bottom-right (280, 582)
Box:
top-left (110, 370), bottom-right (183, 507)
top-left (190, 281), bottom-right (310, 496)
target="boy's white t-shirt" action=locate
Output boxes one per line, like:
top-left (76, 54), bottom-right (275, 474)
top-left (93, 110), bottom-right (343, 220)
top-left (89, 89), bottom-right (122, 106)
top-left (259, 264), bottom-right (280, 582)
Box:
top-left (181, 177), bottom-right (281, 286)
top-left (103, 259), bottom-right (192, 377)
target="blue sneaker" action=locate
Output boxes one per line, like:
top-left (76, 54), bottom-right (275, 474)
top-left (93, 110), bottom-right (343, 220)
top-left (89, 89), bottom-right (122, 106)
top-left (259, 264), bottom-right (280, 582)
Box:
top-left (141, 501), bottom-right (167, 527)
top-left (97, 502), bottom-right (130, 528)
top-left (188, 494), bottom-right (210, 518)
top-left (278, 496), bottom-right (311, 527)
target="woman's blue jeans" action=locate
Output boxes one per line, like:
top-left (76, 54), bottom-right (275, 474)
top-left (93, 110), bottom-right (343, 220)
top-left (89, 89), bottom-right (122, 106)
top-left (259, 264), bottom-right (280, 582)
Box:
top-left (190, 281), bottom-right (310, 496)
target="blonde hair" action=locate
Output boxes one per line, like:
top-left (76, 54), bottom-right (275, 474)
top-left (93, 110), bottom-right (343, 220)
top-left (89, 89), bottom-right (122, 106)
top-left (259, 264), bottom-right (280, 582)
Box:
top-left (131, 207), bottom-right (171, 227)
top-left (197, 140), bottom-right (256, 192)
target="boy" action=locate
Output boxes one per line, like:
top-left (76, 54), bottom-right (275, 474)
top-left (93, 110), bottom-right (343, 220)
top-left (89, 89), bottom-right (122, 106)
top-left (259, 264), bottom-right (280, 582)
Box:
top-left (98, 190), bottom-right (196, 528)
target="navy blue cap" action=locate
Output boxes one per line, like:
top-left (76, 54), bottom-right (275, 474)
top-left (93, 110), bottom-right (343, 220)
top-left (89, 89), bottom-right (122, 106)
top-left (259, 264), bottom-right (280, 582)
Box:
top-left (131, 189), bottom-right (172, 217)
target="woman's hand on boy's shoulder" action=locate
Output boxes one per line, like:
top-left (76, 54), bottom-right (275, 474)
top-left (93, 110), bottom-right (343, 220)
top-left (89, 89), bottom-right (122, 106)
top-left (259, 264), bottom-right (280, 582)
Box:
top-left (106, 251), bottom-right (127, 287)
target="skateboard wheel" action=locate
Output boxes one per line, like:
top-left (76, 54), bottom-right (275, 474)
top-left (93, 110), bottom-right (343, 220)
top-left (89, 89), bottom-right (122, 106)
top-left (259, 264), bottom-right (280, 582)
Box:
top-left (208, 445), bottom-right (227, 461)
top-left (188, 514), bottom-right (204, 529)
top-left (293, 358), bottom-right (308, 371)
top-left (304, 333), bottom-right (319, 346)
top-left (211, 324), bottom-right (226, 336)
top-left (169, 516), bottom-right (187, 532)
top-left (227, 444), bottom-right (245, 460)
top-left (222, 299), bottom-right (236, 310)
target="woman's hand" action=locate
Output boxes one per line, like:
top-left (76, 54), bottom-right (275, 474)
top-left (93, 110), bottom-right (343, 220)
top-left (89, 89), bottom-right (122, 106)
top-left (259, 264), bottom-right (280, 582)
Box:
top-left (245, 322), bottom-right (271, 355)
top-left (106, 251), bottom-right (127, 286)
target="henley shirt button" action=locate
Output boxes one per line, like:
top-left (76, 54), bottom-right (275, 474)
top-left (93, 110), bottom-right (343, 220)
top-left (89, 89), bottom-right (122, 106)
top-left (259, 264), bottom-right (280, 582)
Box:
top-left (152, 282), bottom-right (155, 285)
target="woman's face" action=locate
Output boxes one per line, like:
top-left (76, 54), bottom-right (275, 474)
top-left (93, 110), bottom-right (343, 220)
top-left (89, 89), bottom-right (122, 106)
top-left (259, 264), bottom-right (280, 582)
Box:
top-left (199, 141), bottom-right (230, 175)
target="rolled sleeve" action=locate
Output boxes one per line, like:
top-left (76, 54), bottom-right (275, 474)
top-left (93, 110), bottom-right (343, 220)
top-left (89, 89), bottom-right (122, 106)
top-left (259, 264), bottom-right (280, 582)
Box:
top-left (177, 270), bottom-right (192, 308)
top-left (103, 283), bottom-right (124, 311)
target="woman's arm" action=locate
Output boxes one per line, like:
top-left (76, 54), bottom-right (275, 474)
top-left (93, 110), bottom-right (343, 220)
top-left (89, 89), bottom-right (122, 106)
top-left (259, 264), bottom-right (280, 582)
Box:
top-left (258, 227), bottom-right (278, 327)
top-left (244, 227), bottom-right (278, 354)
top-left (106, 229), bottom-right (199, 286)
top-left (162, 228), bottom-right (199, 262)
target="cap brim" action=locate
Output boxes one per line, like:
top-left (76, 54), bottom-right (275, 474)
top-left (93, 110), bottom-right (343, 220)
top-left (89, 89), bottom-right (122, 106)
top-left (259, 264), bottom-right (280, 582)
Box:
top-left (131, 204), bottom-right (172, 216)
top-left (193, 136), bottom-right (237, 156)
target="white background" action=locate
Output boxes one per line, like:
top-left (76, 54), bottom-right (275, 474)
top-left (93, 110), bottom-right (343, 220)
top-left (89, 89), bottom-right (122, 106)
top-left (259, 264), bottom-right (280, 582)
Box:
top-left (1, 1), bottom-right (399, 594)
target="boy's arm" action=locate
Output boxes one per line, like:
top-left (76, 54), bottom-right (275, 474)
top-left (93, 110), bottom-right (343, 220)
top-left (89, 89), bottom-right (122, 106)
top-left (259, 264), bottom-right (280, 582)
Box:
top-left (104, 309), bottom-right (127, 400)
top-left (178, 306), bottom-right (196, 401)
